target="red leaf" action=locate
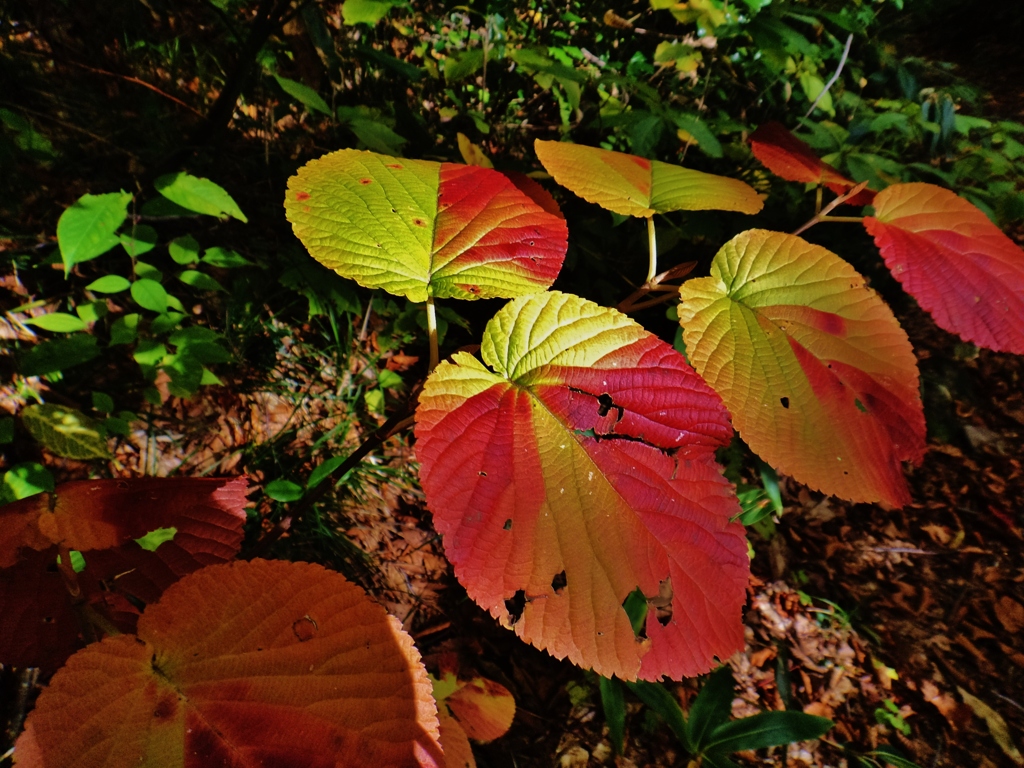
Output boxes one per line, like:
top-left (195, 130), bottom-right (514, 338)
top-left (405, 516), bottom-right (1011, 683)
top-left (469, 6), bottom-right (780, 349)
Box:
top-left (749, 122), bottom-right (875, 206)
top-left (864, 182), bottom-right (1024, 353)
top-left (0, 477), bottom-right (247, 674)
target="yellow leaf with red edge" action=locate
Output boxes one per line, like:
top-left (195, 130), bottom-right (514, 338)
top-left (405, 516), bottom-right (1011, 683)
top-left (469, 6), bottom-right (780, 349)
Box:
top-left (678, 229), bottom-right (925, 507)
top-left (534, 140), bottom-right (762, 218)
top-left (415, 291), bottom-right (748, 681)
top-left (15, 559), bottom-right (444, 768)
top-left (285, 149), bottom-right (567, 302)
top-left (864, 182), bottom-right (1024, 354)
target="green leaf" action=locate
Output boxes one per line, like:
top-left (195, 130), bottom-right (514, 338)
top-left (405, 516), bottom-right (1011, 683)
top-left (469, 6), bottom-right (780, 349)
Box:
top-left (133, 340), bottom-right (167, 368)
top-left (265, 478), bottom-right (304, 502)
top-left (163, 351), bottom-right (204, 396)
top-left (169, 234), bottom-right (201, 265)
top-left (686, 666), bottom-right (736, 751)
top-left (75, 301), bottom-right (108, 324)
top-left (134, 526), bottom-right (178, 552)
top-left (109, 313), bottom-right (140, 345)
top-left (444, 49), bottom-right (485, 82)
top-left (0, 417), bottom-right (13, 444)
top-left (599, 677), bottom-right (627, 755)
top-left (377, 369), bottom-right (403, 389)
top-left (151, 311), bottom-right (186, 335)
top-left (342, 0), bottom-right (394, 25)
top-left (23, 313), bottom-right (87, 332)
top-left (703, 711), bottom-right (833, 754)
top-left (154, 172), bottom-right (248, 223)
top-left (273, 74), bottom-right (332, 116)
top-left (139, 196), bottom-right (194, 217)
top-left (103, 416), bottom-right (130, 436)
top-left (201, 247), bottom-right (252, 268)
top-left (19, 335), bottom-right (100, 376)
top-left (119, 224), bottom-right (158, 257)
top-left (131, 279), bottom-right (169, 313)
top-left (625, 682), bottom-right (689, 747)
top-left (621, 588), bottom-right (649, 636)
top-left (134, 261), bottom-right (163, 282)
top-left (178, 270), bottom-right (225, 292)
top-left (56, 191), bottom-right (132, 273)
top-left (85, 275), bottom-right (131, 293)
top-left (349, 119), bottom-right (407, 156)
top-left (307, 456), bottom-right (348, 490)
top-left (364, 388), bottom-right (385, 414)
top-left (91, 391), bottom-right (115, 413)
top-left (21, 403), bottom-right (111, 460)
top-left (673, 113), bottom-right (723, 159)
top-left (56, 550), bottom-right (87, 573)
top-left (867, 746), bottom-right (924, 768)
top-left (0, 462), bottom-right (54, 504)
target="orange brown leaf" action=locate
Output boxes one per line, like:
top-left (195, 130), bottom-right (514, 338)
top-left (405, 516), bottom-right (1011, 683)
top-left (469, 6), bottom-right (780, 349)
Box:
top-left (15, 559), bottom-right (443, 768)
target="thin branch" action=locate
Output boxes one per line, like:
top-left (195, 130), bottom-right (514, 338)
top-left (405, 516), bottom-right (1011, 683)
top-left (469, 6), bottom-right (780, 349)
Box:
top-left (617, 261), bottom-right (696, 314)
top-left (67, 61), bottom-right (204, 117)
top-left (805, 33), bottom-right (853, 118)
top-left (247, 407), bottom-right (417, 559)
top-left (792, 181), bottom-right (869, 236)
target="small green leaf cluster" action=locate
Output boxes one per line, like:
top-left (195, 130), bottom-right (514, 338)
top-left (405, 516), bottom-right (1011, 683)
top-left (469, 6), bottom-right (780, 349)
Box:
top-left (599, 665), bottom-right (834, 767)
top-left (6, 172), bottom-right (249, 469)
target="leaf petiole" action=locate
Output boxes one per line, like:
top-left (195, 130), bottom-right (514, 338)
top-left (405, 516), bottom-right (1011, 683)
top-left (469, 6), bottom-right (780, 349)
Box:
top-left (645, 216), bottom-right (658, 284)
top-left (426, 296), bottom-right (439, 371)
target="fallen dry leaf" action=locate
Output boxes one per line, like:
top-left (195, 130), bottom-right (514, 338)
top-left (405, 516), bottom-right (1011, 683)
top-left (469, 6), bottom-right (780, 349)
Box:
top-left (994, 596), bottom-right (1024, 634)
top-left (958, 687), bottom-right (1024, 765)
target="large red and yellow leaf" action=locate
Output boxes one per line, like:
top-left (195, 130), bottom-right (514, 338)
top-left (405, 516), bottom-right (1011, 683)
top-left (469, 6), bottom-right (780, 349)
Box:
top-left (678, 229), bottom-right (925, 507)
top-left (415, 291), bottom-right (748, 681)
top-left (15, 559), bottom-right (443, 768)
top-left (534, 140), bottom-right (763, 218)
top-left (864, 182), bottom-right (1024, 354)
top-left (749, 122), bottom-right (874, 205)
top-left (0, 477), bottom-right (247, 674)
top-left (284, 149), bottom-right (568, 302)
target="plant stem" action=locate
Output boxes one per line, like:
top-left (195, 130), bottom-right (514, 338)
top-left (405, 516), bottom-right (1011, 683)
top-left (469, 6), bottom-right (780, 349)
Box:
top-left (426, 296), bottom-right (439, 371)
top-left (792, 181), bottom-right (870, 236)
top-left (645, 216), bottom-right (657, 284)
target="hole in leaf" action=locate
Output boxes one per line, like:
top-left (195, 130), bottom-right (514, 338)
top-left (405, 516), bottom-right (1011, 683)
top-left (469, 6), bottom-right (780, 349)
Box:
top-left (622, 587), bottom-right (648, 639)
top-left (479, 470), bottom-right (488, 477)
top-left (597, 393), bottom-right (615, 417)
top-left (550, 570), bottom-right (567, 594)
top-left (854, 398), bottom-right (867, 413)
top-left (42, 616), bottom-right (54, 624)
top-left (653, 578), bottom-right (673, 627)
top-left (503, 518), bottom-right (512, 530)
top-left (780, 397), bottom-right (790, 409)
top-left (505, 590), bottom-right (527, 624)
